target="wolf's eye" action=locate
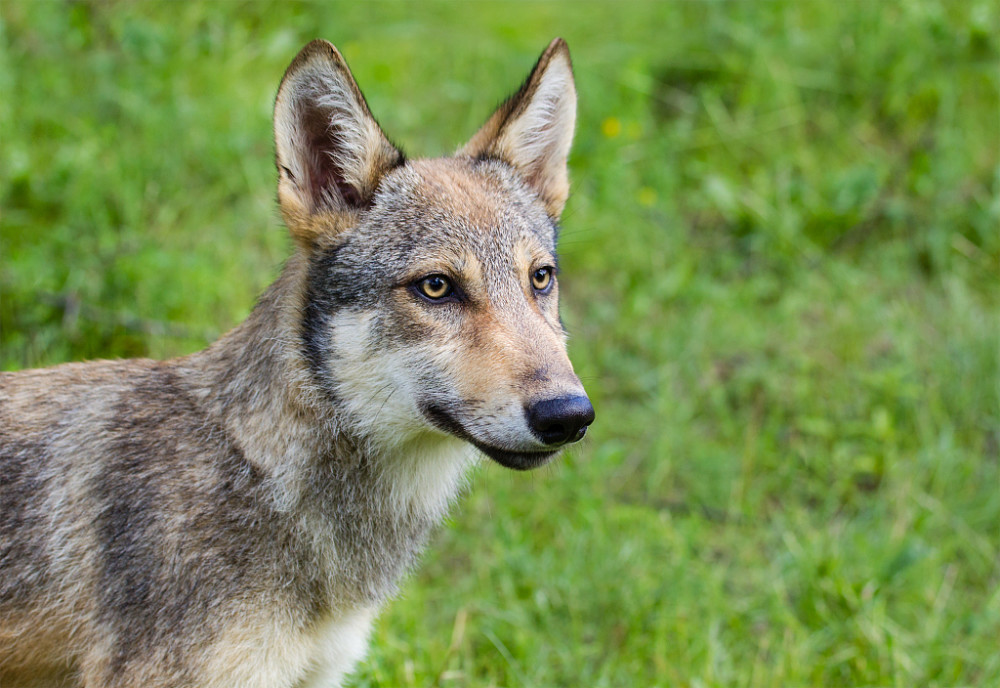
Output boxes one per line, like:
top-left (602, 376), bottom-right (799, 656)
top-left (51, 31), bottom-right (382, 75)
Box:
top-left (531, 267), bottom-right (554, 293)
top-left (416, 275), bottom-right (453, 300)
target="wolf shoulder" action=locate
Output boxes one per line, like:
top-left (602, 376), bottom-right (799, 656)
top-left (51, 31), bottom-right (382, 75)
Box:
top-left (0, 357), bottom-right (261, 600)
top-left (1, 358), bottom-right (208, 469)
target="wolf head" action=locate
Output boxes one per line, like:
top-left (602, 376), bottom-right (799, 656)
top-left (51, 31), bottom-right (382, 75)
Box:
top-left (273, 39), bottom-right (593, 470)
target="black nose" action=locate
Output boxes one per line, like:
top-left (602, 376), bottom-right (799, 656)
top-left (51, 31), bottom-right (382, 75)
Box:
top-left (525, 396), bottom-right (595, 446)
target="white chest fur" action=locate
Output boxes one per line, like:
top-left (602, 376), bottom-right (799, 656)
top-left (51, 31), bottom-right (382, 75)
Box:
top-left (199, 605), bottom-right (375, 688)
top-left (296, 606), bottom-right (378, 688)
top-left (376, 435), bottom-right (478, 520)
top-left (282, 439), bottom-right (475, 688)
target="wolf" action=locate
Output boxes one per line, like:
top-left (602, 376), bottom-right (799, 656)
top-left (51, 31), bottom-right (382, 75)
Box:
top-left (0, 37), bottom-right (593, 687)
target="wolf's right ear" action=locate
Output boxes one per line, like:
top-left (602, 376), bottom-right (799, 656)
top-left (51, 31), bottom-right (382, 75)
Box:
top-left (461, 38), bottom-right (577, 219)
top-left (274, 40), bottom-right (403, 245)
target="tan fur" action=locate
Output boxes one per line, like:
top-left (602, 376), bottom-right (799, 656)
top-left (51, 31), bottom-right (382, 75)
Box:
top-left (0, 38), bottom-right (591, 687)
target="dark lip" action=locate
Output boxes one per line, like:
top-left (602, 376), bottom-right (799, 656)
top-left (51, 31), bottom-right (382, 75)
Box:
top-left (421, 403), bottom-right (559, 471)
top-left (469, 440), bottom-right (559, 471)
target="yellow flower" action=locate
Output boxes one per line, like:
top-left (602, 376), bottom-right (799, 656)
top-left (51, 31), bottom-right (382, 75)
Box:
top-left (601, 117), bottom-right (622, 139)
top-left (638, 187), bottom-right (656, 207)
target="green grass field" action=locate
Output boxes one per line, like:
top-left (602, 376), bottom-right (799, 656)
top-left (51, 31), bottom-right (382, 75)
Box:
top-left (2, 2), bottom-right (998, 686)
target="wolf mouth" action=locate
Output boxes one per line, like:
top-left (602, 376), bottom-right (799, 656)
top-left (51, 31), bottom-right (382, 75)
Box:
top-left (470, 443), bottom-right (559, 471)
top-left (420, 403), bottom-right (558, 471)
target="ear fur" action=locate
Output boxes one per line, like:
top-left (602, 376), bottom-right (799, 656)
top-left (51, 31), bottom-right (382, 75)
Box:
top-left (460, 38), bottom-right (577, 218)
top-left (274, 39), bottom-right (403, 246)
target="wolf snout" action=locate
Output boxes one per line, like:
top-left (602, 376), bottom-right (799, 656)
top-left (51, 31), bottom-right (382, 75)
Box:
top-left (525, 395), bottom-right (595, 446)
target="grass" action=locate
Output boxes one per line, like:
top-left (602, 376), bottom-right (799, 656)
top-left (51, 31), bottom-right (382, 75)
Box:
top-left (2, 1), bottom-right (998, 686)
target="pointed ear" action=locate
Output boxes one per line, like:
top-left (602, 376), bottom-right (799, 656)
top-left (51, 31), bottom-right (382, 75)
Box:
top-left (461, 38), bottom-right (577, 218)
top-left (274, 39), bottom-right (403, 244)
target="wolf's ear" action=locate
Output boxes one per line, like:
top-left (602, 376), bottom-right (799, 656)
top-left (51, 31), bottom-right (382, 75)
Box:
top-left (461, 38), bottom-right (577, 218)
top-left (274, 40), bottom-right (403, 243)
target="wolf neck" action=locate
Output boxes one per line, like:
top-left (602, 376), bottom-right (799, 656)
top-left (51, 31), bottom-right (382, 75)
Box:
top-left (182, 251), bottom-right (474, 600)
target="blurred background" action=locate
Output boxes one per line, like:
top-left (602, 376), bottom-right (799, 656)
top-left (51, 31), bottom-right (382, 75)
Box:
top-left (2, 2), bottom-right (998, 686)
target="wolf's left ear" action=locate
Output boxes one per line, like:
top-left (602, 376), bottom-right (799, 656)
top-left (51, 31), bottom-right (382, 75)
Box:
top-left (274, 40), bottom-right (403, 244)
top-left (461, 38), bottom-right (577, 218)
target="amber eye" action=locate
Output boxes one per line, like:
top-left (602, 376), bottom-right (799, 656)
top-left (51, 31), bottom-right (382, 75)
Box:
top-left (417, 274), bottom-right (453, 300)
top-left (531, 266), bottom-right (554, 292)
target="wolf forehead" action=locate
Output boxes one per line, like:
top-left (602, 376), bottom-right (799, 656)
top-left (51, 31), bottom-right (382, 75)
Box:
top-left (354, 157), bottom-right (559, 260)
